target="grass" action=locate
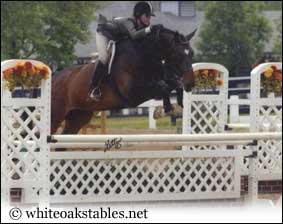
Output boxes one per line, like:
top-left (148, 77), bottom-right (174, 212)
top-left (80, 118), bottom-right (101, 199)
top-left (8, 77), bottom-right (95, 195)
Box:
top-left (91, 115), bottom-right (182, 130)
top-left (91, 113), bottom-right (252, 133)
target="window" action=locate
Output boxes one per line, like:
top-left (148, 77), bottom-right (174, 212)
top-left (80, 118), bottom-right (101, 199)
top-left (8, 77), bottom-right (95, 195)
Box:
top-left (160, 1), bottom-right (179, 16)
top-left (180, 1), bottom-right (196, 17)
top-left (160, 1), bottom-right (196, 17)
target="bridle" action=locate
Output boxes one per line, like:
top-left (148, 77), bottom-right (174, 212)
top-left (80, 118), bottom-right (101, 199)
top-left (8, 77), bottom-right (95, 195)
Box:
top-left (153, 27), bottom-right (194, 79)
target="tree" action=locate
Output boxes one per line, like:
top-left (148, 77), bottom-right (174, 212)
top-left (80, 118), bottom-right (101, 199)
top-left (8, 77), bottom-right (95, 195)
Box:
top-left (273, 14), bottom-right (282, 61)
top-left (196, 1), bottom-right (272, 74)
top-left (1, 1), bottom-right (100, 69)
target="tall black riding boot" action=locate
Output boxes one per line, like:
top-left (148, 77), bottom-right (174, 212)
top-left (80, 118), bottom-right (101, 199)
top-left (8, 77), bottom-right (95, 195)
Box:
top-left (88, 61), bottom-right (107, 101)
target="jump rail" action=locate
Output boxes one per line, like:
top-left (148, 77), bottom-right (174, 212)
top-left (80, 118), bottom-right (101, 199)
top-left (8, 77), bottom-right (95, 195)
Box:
top-left (49, 132), bottom-right (282, 143)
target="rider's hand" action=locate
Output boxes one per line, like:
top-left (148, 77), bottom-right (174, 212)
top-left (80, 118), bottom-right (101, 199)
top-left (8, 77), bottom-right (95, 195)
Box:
top-left (150, 24), bottom-right (164, 33)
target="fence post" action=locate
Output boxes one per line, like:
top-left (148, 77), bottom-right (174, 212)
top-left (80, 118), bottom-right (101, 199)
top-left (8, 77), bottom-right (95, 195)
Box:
top-left (230, 95), bottom-right (240, 123)
top-left (248, 144), bottom-right (258, 205)
top-left (149, 100), bottom-right (157, 129)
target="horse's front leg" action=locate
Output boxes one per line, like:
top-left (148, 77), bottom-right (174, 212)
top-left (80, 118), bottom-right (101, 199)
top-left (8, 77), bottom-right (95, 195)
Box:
top-left (163, 94), bottom-right (173, 114)
top-left (176, 88), bottom-right (183, 108)
top-left (130, 81), bottom-right (171, 104)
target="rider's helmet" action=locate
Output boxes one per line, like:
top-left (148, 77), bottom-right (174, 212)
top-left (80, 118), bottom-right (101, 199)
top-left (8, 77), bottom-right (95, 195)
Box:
top-left (133, 1), bottom-right (155, 18)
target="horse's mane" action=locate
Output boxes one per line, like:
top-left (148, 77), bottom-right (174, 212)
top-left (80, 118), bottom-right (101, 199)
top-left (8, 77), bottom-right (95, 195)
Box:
top-left (139, 27), bottom-right (187, 55)
top-left (113, 26), bottom-right (188, 81)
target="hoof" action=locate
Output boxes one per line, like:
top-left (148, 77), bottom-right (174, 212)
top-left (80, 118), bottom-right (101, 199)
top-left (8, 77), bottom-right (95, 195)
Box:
top-left (171, 103), bottom-right (183, 117)
top-left (153, 106), bottom-right (165, 119)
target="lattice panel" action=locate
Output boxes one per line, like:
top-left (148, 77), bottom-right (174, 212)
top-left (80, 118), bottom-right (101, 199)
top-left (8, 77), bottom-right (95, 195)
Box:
top-left (259, 106), bottom-right (282, 132)
top-left (235, 145), bottom-right (250, 175)
top-left (189, 101), bottom-right (224, 134)
top-left (1, 107), bottom-right (43, 181)
top-left (184, 100), bottom-right (226, 150)
top-left (49, 156), bottom-right (238, 203)
top-left (256, 139), bottom-right (282, 174)
top-left (236, 139), bottom-right (282, 177)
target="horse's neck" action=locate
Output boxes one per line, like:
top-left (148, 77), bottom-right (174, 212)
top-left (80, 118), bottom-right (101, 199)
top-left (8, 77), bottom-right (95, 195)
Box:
top-left (137, 40), bottom-right (164, 80)
top-left (115, 40), bottom-right (163, 82)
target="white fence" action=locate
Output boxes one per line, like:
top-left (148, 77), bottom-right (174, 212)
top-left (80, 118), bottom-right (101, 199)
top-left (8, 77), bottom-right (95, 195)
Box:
top-left (1, 60), bottom-right (282, 206)
top-left (181, 62), bottom-right (282, 181)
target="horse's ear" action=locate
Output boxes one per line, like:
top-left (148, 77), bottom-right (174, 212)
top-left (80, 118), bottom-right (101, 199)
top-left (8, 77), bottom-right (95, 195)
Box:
top-left (174, 31), bottom-right (185, 43)
top-left (186, 29), bottom-right (197, 41)
top-left (98, 14), bottom-right (108, 24)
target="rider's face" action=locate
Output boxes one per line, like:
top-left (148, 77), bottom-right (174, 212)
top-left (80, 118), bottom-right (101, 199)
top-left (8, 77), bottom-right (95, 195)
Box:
top-left (139, 14), bottom-right (151, 26)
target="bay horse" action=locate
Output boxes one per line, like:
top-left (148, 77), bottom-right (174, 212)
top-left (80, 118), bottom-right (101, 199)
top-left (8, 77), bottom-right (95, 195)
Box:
top-left (51, 26), bottom-right (196, 135)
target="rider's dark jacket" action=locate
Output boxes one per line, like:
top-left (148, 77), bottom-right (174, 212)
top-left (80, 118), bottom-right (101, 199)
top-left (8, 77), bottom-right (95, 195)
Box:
top-left (97, 15), bottom-right (150, 41)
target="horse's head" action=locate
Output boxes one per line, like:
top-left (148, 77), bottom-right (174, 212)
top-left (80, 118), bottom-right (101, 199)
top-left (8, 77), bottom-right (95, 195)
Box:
top-left (153, 27), bottom-right (197, 92)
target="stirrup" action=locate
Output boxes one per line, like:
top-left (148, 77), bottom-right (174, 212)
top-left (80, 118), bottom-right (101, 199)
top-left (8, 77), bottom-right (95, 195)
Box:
top-left (89, 88), bottom-right (102, 101)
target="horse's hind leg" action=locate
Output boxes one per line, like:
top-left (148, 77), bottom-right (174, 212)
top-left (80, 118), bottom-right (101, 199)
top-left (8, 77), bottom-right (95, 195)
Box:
top-left (55, 110), bottom-right (93, 151)
top-left (62, 110), bottom-right (94, 135)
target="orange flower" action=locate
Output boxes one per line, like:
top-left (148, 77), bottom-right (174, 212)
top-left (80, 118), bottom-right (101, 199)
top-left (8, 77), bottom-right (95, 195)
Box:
top-left (14, 65), bottom-right (25, 76)
top-left (3, 61), bottom-right (50, 92)
top-left (274, 72), bottom-right (282, 81)
top-left (39, 66), bottom-right (49, 79)
top-left (24, 61), bottom-right (33, 70)
top-left (263, 67), bottom-right (274, 78)
top-left (3, 68), bottom-right (14, 80)
top-left (217, 79), bottom-right (223, 86)
top-left (210, 69), bottom-right (220, 77)
top-left (271, 65), bottom-right (277, 71)
top-left (27, 65), bottom-right (37, 76)
top-left (43, 71), bottom-right (49, 79)
top-left (201, 70), bottom-right (209, 76)
top-left (194, 70), bottom-right (200, 76)
top-left (16, 61), bottom-right (26, 67)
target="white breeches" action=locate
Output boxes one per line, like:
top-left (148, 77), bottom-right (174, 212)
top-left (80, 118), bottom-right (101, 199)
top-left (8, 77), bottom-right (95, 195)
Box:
top-left (95, 31), bottom-right (109, 64)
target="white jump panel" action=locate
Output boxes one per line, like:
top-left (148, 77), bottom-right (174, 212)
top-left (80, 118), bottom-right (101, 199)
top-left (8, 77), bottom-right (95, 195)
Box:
top-left (183, 63), bottom-right (228, 150)
top-left (1, 60), bottom-right (51, 206)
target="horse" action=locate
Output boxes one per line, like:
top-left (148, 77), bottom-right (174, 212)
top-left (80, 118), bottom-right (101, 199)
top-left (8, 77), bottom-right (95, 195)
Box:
top-left (51, 26), bottom-right (196, 135)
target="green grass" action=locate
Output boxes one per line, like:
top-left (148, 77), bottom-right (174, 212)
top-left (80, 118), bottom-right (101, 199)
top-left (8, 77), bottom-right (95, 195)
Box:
top-left (93, 116), bottom-right (182, 130)
top-left (92, 114), bottom-right (252, 133)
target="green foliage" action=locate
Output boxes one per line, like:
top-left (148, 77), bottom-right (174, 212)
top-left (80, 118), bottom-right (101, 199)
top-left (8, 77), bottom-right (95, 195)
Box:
top-left (1, 1), bottom-right (100, 69)
top-left (263, 1), bottom-right (282, 10)
top-left (196, 1), bottom-right (282, 11)
top-left (196, 1), bottom-right (272, 73)
top-left (273, 14), bottom-right (282, 60)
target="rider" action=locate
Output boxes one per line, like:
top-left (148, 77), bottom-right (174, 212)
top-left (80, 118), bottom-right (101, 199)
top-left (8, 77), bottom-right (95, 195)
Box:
top-left (88, 1), bottom-right (162, 101)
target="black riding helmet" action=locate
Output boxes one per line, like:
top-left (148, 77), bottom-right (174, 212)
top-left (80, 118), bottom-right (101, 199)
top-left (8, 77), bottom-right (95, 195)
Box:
top-left (133, 1), bottom-right (155, 18)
